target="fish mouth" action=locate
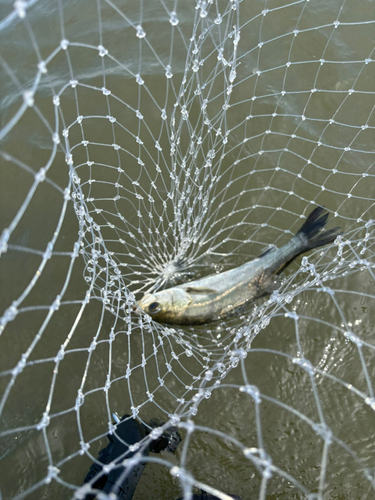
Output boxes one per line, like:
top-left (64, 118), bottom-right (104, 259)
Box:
top-left (132, 301), bottom-right (145, 314)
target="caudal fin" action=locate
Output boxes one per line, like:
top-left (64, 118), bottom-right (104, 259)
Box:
top-left (296, 206), bottom-right (342, 251)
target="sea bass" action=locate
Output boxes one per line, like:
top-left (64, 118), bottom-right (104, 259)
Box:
top-left (137, 207), bottom-right (341, 325)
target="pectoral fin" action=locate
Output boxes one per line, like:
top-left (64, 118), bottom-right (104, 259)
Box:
top-left (185, 286), bottom-right (217, 295)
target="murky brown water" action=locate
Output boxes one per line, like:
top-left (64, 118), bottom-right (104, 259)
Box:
top-left (1, 1), bottom-right (375, 499)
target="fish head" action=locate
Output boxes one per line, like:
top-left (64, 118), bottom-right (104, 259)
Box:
top-left (136, 288), bottom-right (192, 323)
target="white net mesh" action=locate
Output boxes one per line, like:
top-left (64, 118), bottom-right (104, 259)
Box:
top-left (1, 0), bottom-right (375, 498)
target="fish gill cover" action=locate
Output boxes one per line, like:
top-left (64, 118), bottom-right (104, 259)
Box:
top-left (0, 0), bottom-right (375, 499)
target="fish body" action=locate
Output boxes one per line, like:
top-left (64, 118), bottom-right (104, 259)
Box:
top-left (137, 207), bottom-right (341, 325)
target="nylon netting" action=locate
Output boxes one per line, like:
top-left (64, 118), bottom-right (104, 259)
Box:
top-left (1, 0), bottom-right (375, 499)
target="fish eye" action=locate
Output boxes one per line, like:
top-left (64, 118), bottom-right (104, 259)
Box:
top-left (148, 302), bottom-right (161, 314)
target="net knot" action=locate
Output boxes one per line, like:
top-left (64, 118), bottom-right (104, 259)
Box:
top-left (96, 493), bottom-right (117, 500)
top-left (169, 11), bottom-right (179, 25)
top-left (37, 411), bottom-right (50, 430)
top-left (136, 25), bottom-right (146, 38)
top-left (365, 397), bottom-right (375, 411)
top-left (12, 353), bottom-right (27, 376)
top-left (98, 45), bottom-right (108, 57)
top-left (74, 484), bottom-right (92, 499)
top-left (312, 423), bottom-right (332, 444)
top-left (284, 311), bottom-right (299, 320)
top-left (54, 346), bottom-right (65, 363)
top-left (23, 90), bottom-right (34, 107)
top-left (38, 61), bottom-right (47, 74)
top-left (45, 465), bottom-right (60, 484)
top-left (344, 331), bottom-right (362, 347)
top-left (14, 0), bottom-right (27, 19)
top-left (131, 406), bottom-right (140, 418)
top-left (0, 228), bottom-right (10, 256)
top-left (136, 74), bottom-right (144, 85)
top-left (170, 465), bottom-right (193, 482)
top-left (243, 448), bottom-right (273, 479)
top-left (1, 302), bottom-right (18, 328)
top-left (75, 389), bottom-right (84, 409)
top-left (79, 441), bottom-right (90, 455)
top-left (292, 357), bottom-right (315, 375)
top-left (240, 385), bottom-right (261, 404)
top-left (168, 414), bottom-right (181, 426)
top-left (60, 39), bottom-right (69, 50)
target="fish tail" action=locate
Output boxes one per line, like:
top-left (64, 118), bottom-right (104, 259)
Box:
top-left (296, 206), bottom-right (342, 251)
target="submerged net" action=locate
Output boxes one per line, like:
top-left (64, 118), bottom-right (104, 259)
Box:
top-left (1, 0), bottom-right (375, 498)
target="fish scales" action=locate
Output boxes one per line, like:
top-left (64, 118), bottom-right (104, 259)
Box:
top-left (137, 207), bottom-right (341, 325)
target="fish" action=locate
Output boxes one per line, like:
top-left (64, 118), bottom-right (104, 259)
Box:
top-left (137, 206), bottom-right (341, 325)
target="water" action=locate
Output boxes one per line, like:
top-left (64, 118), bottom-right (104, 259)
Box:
top-left (1, 1), bottom-right (375, 499)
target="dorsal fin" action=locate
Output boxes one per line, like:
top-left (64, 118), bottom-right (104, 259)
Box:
top-left (258, 246), bottom-right (276, 258)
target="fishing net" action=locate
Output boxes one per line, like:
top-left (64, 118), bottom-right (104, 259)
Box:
top-left (1, 0), bottom-right (375, 498)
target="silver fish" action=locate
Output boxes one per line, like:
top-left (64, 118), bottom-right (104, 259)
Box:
top-left (137, 207), bottom-right (341, 325)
